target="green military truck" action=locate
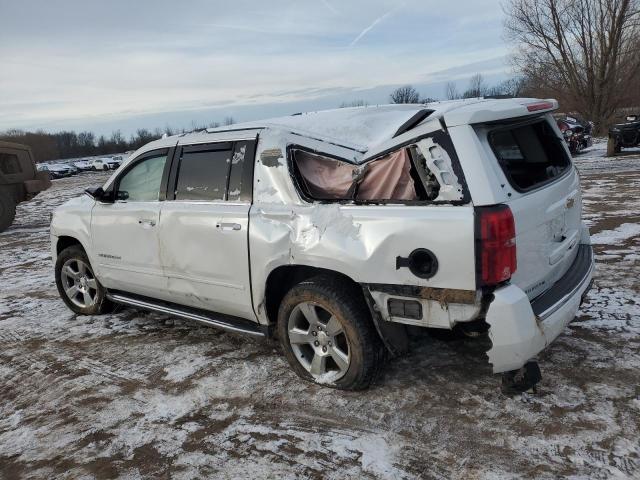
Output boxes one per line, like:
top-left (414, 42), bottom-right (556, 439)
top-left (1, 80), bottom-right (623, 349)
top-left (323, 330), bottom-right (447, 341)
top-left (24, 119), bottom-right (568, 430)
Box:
top-left (0, 141), bottom-right (51, 232)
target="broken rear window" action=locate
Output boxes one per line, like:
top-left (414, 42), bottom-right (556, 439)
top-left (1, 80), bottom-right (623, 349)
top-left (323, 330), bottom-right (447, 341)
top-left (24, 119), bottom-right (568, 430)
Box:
top-left (292, 147), bottom-right (443, 202)
top-left (489, 119), bottom-right (571, 192)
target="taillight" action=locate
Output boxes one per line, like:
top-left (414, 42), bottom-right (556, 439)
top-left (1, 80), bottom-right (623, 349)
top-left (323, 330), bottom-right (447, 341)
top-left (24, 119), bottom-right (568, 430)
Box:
top-left (476, 205), bottom-right (517, 287)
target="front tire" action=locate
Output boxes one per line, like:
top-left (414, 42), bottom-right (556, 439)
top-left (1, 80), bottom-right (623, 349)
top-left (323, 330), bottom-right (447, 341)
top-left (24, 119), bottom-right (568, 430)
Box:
top-left (0, 191), bottom-right (16, 232)
top-left (277, 275), bottom-right (384, 390)
top-left (55, 245), bottom-right (112, 315)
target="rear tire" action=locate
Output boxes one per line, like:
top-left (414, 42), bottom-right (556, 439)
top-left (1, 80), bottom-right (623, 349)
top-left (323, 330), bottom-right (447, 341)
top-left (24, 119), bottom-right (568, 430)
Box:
top-left (277, 275), bottom-right (384, 390)
top-left (0, 190), bottom-right (16, 232)
top-left (55, 245), bottom-right (113, 315)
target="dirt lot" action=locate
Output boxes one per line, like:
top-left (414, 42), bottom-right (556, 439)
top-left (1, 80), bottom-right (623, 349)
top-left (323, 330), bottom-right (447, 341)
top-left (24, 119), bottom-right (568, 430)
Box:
top-left (1, 141), bottom-right (639, 479)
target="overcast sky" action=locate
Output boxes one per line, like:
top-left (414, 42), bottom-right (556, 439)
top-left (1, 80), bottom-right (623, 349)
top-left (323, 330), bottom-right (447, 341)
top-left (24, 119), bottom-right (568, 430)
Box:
top-left (0, 0), bottom-right (510, 136)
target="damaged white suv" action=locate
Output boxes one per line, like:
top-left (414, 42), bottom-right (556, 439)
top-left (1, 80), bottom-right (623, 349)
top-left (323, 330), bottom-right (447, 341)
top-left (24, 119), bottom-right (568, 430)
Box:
top-left (51, 99), bottom-right (594, 391)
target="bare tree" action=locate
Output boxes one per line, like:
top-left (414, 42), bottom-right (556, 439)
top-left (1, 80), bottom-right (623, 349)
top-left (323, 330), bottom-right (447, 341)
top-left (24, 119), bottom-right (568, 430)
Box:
top-left (445, 81), bottom-right (460, 100)
top-left (223, 116), bottom-right (235, 126)
top-left (486, 77), bottom-right (528, 97)
top-left (390, 85), bottom-right (421, 104)
top-left (463, 74), bottom-right (488, 98)
top-left (504, 0), bottom-right (640, 131)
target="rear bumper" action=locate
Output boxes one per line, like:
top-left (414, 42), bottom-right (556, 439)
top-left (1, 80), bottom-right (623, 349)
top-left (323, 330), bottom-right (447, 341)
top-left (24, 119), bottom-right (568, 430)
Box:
top-left (485, 244), bottom-right (594, 373)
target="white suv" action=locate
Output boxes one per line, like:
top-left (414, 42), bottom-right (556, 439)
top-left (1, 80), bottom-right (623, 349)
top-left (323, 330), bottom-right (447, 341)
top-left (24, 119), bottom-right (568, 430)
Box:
top-left (50, 100), bottom-right (594, 391)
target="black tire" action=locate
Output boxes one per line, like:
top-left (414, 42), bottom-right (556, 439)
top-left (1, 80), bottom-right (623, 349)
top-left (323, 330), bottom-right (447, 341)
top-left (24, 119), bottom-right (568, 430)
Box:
top-left (277, 275), bottom-right (384, 390)
top-left (0, 190), bottom-right (16, 233)
top-left (55, 245), bottom-right (113, 315)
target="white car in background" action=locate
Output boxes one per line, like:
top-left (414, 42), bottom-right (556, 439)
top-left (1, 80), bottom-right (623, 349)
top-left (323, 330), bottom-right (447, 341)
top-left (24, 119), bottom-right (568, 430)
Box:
top-left (49, 99), bottom-right (594, 393)
top-left (73, 160), bottom-right (93, 172)
top-left (106, 155), bottom-right (124, 170)
top-left (90, 159), bottom-right (110, 171)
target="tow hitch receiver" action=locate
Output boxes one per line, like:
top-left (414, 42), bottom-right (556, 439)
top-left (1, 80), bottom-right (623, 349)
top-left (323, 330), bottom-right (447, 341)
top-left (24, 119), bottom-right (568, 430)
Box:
top-left (501, 360), bottom-right (542, 395)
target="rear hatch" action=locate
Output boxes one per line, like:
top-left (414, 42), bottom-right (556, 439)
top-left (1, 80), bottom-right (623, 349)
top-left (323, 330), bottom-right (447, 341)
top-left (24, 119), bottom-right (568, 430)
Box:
top-left (480, 117), bottom-right (582, 300)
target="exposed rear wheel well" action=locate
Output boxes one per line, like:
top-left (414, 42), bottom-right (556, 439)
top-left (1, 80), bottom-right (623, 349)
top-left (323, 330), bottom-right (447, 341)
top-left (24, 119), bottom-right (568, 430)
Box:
top-left (56, 236), bottom-right (83, 256)
top-left (264, 266), bottom-right (366, 325)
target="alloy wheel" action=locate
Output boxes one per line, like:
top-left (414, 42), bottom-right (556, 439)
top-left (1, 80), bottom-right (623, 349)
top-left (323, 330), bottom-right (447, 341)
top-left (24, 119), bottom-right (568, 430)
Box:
top-left (287, 302), bottom-right (351, 381)
top-left (60, 258), bottom-right (98, 309)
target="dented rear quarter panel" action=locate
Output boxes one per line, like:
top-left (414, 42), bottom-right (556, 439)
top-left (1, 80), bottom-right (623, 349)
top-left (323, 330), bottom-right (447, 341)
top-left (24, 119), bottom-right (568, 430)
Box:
top-left (249, 128), bottom-right (477, 324)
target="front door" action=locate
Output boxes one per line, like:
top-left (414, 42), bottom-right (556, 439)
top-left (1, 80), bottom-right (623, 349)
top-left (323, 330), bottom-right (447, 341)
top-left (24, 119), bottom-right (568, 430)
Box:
top-left (158, 139), bottom-right (257, 320)
top-left (91, 149), bottom-right (170, 298)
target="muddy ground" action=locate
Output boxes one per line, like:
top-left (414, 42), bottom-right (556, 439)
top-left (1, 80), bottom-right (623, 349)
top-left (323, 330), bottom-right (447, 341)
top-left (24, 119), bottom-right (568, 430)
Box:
top-left (1, 141), bottom-right (639, 479)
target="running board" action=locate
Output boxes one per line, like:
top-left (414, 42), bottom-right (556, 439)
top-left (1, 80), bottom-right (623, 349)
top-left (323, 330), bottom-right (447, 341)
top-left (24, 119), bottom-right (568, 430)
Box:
top-left (106, 292), bottom-right (266, 337)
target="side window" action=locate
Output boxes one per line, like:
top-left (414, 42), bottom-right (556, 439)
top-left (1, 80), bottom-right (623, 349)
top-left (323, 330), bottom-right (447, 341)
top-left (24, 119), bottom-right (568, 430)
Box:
top-left (0, 152), bottom-right (22, 175)
top-left (175, 147), bottom-right (231, 201)
top-left (118, 154), bottom-right (167, 202)
top-left (227, 141), bottom-right (256, 202)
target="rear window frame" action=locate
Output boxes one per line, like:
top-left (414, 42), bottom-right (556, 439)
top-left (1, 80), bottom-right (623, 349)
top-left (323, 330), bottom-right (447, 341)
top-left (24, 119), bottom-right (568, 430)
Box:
top-left (487, 117), bottom-right (572, 194)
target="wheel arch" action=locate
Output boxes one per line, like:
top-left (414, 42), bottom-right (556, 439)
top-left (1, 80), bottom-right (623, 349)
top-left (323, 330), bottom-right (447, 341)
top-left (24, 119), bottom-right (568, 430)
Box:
top-left (262, 265), bottom-right (363, 326)
top-left (55, 235), bottom-right (87, 256)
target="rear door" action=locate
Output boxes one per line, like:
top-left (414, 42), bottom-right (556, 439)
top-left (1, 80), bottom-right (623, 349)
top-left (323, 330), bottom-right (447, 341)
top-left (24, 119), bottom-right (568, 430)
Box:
top-left (158, 138), bottom-right (257, 320)
top-left (478, 117), bottom-right (582, 299)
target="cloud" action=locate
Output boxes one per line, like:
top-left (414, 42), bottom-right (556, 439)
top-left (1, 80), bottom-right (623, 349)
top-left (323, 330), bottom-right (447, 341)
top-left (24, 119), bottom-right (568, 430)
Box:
top-left (0, 0), bottom-right (508, 133)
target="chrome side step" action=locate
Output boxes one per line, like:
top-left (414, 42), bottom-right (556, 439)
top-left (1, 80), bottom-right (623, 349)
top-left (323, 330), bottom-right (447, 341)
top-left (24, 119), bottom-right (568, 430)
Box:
top-left (106, 292), bottom-right (265, 337)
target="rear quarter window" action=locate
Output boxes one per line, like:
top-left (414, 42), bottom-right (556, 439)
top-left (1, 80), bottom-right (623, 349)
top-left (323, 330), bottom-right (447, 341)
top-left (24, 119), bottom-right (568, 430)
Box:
top-left (489, 119), bottom-right (571, 192)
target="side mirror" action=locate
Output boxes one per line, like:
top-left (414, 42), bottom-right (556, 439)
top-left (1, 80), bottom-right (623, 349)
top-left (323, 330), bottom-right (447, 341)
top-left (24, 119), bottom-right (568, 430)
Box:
top-left (116, 190), bottom-right (129, 201)
top-left (85, 186), bottom-right (104, 199)
top-left (85, 186), bottom-right (117, 203)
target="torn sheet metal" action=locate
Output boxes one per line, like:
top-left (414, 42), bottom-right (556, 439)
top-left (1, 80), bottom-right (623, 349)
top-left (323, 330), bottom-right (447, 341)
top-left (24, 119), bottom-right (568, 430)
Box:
top-left (368, 289), bottom-right (482, 329)
top-left (485, 258), bottom-right (593, 373)
top-left (416, 138), bottom-right (464, 202)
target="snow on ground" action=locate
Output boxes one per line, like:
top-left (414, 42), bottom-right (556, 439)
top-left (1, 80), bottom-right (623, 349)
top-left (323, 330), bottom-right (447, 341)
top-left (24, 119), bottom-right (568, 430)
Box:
top-left (1, 142), bottom-right (639, 479)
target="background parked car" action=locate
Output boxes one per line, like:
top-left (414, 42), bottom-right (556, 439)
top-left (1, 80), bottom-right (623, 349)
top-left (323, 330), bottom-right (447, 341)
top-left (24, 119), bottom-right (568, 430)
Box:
top-left (0, 141), bottom-right (51, 232)
top-left (106, 156), bottom-right (123, 170)
top-left (73, 160), bottom-right (93, 172)
top-left (90, 159), bottom-right (110, 171)
top-left (557, 117), bottom-right (593, 154)
top-left (37, 163), bottom-right (76, 179)
top-left (607, 114), bottom-right (640, 156)
top-left (66, 163), bottom-right (79, 175)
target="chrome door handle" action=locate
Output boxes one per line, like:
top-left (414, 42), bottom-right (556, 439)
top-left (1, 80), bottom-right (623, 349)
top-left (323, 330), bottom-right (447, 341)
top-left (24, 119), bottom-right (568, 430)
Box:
top-left (216, 222), bottom-right (241, 231)
top-left (138, 219), bottom-right (156, 227)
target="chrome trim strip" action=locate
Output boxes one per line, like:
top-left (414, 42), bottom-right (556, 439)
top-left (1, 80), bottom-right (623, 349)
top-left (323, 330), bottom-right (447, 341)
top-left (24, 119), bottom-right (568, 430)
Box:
top-left (106, 293), bottom-right (264, 337)
top-left (537, 248), bottom-right (595, 320)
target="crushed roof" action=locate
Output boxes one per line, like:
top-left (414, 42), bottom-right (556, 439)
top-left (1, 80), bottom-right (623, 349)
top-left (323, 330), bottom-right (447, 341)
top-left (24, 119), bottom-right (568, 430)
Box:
top-left (146, 98), bottom-right (552, 155)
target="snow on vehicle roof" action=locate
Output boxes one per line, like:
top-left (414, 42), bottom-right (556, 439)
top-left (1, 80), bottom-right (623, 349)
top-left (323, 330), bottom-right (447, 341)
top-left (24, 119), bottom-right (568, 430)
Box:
top-left (205, 104), bottom-right (432, 152)
top-left (139, 98), bottom-right (557, 158)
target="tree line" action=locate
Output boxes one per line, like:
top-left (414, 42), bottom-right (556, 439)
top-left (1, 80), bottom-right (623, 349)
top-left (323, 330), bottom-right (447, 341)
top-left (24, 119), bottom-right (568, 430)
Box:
top-left (0, 117), bottom-right (235, 162)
